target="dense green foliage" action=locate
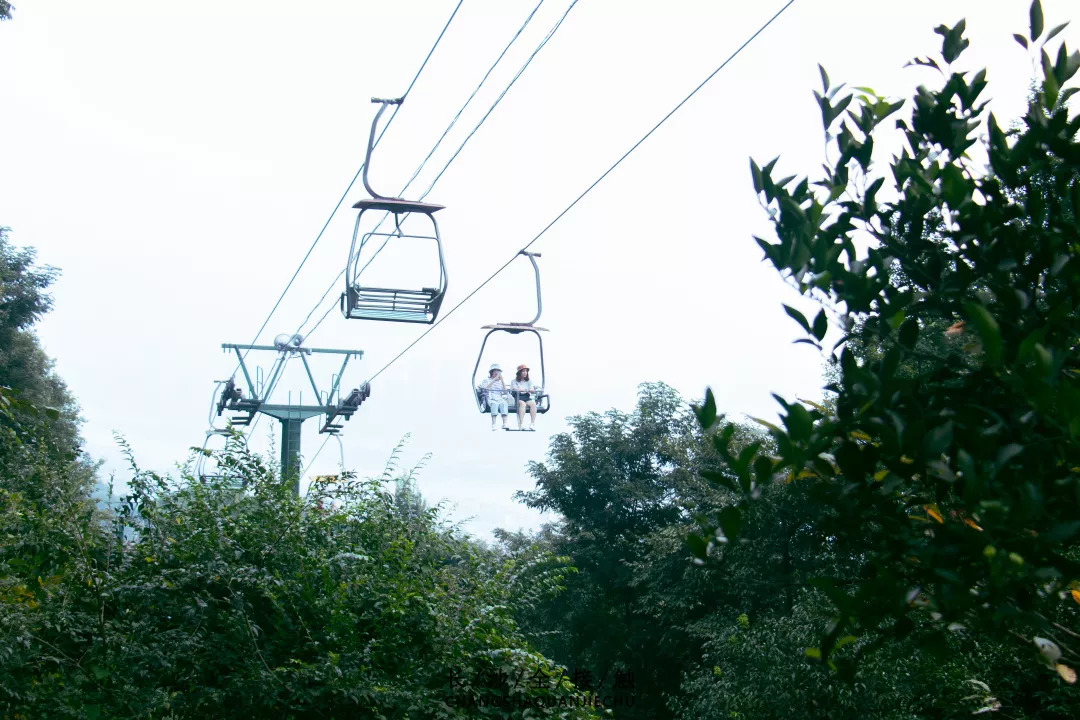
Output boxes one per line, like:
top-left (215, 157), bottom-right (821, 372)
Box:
top-left (0, 228), bottom-right (92, 481)
top-left (509, 6), bottom-right (1080, 717)
top-left (511, 383), bottom-right (1079, 718)
top-left (0, 228), bottom-right (598, 719)
top-left (2, 444), bottom-right (600, 718)
top-left (509, 383), bottom-right (710, 720)
top-left (691, 0), bottom-right (1080, 699)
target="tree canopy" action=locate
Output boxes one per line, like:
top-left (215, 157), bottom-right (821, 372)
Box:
top-left (694, 0), bottom-right (1080, 688)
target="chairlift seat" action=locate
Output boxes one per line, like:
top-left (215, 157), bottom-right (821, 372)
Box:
top-left (481, 323), bottom-right (549, 333)
top-left (474, 387), bottom-right (550, 415)
top-left (351, 198), bottom-right (445, 215)
top-left (343, 285), bottom-right (444, 324)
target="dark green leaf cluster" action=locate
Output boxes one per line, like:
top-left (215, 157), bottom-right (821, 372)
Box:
top-left (512, 385), bottom-right (1071, 717)
top-left (2, 438), bottom-right (599, 718)
top-left (696, 0), bottom-right (1080, 687)
top-left (511, 383), bottom-right (716, 719)
top-left (1, 227), bottom-right (98, 511)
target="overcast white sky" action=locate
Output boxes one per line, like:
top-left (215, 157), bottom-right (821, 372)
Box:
top-left (2, 0), bottom-right (1075, 538)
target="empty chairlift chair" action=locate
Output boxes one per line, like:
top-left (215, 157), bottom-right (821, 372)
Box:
top-left (341, 98), bottom-right (448, 324)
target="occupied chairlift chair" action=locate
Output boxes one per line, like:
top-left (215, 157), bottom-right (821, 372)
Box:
top-left (341, 97), bottom-right (448, 324)
top-left (472, 251), bottom-right (550, 419)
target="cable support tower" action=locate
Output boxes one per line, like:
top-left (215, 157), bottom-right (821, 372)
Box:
top-left (215, 336), bottom-right (370, 495)
top-left (362, 0), bottom-right (798, 386)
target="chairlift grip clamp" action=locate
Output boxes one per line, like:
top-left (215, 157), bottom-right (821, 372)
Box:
top-left (371, 96), bottom-right (404, 106)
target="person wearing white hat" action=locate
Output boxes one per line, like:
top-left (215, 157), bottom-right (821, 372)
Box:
top-left (479, 363), bottom-right (511, 430)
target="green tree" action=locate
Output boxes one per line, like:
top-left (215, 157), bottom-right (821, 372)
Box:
top-left (513, 382), bottom-right (709, 719)
top-left (1, 228), bottom-right (89, 472)
top-left (694, 0), bottom-right (1080, 701)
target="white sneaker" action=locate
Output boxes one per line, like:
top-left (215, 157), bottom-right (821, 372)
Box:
top-left (491, 425), bottom-right (497, 431)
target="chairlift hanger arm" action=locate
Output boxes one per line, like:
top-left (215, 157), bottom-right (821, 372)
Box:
top-left (362, 97), bottom-right (405, 201)
top-left (497, 251), bottom-right (543, 326)
top-left (523, 251), bottom-right (542, 325)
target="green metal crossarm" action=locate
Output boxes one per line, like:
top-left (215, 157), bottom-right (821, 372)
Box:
top-left (216, 341), bottom-right (364, 493)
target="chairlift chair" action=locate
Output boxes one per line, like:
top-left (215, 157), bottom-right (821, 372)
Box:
top-left (472, 251), bottom-right (550, 416)
top-left (196, 427), bottom-right (247, 484)
top-left (342, 97), bottom-right (448, 324)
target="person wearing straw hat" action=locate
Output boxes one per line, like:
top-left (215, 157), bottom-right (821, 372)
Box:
top-left (511, 364), bottom-right (540, 431)
top-left (479, 363), bottom-right (511, 431)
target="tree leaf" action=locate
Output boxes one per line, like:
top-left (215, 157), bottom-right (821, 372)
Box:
top-left (1030, 0), bottom-right (1044, 41)
top-left (898, 317), bottom-right (919, 349)
top-left (935, 20), bottom-right (970, 64)
top-left (686, 533), bottom-right (708, 560)
top-left (749, 416), bottom-right (782, 433)
top-left (784, 305), bottom-right (812, 334)
top-left (924, 422), bottom-right (953, 456)
top-left (963, 302), bottom-right (1002, 366)
top-left (813, 310), bottom-right (828, 341)
top-left (750, 159), bottom-right (764, 194)
top-left (996, 443), bottom-right (1024, 469)
top-left (701, 469), bottom-right (740, 494)
top-left (718, 506), bottom-right (744, 540)
top-left (1046, 22), bottom-right (1069, 43)
top-left (693, 388), bottom-right (718, 430)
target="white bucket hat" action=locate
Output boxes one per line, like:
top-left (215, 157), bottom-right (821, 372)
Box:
top-left (489, 363), bottom-right (502, 372)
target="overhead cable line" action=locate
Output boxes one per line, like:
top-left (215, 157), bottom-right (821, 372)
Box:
top-left (296, 0), bottom-right (574, 342)
top-left (301, 433), bottom-right (335, 480)
top-left (363, 0), bottom-right (798, 386)
top-left (232, 0), bottom-right (465, 372)
top-left (295, 0), bottom-right (570, 483)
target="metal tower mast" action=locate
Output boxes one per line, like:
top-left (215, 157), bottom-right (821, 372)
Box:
top-left (215, 336), bottom-right (370, 495)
